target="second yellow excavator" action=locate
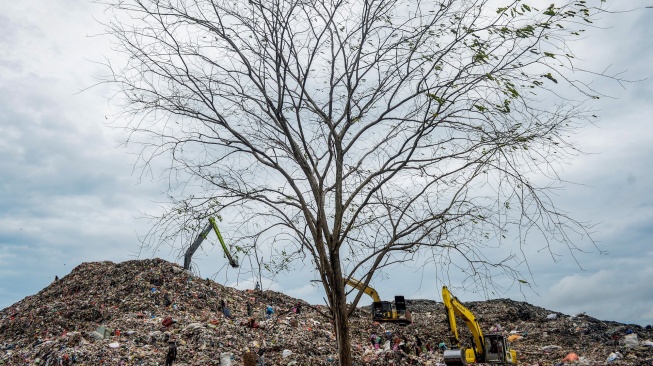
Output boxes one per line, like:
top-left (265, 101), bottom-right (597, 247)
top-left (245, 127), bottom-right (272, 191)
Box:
top-left (344, 277), bottom-right (412, 326)
top-left (442, 286), bottom-right (517, 365)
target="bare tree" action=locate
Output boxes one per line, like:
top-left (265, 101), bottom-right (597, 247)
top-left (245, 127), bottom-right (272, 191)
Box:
top-left (99, 0), bottom-right (617, 363)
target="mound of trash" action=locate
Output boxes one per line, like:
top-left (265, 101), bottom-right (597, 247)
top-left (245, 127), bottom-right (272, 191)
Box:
top-left (1, 259), bottom-right (652, 365)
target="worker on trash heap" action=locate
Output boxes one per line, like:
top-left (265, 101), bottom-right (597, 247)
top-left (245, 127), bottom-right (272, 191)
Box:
top-left (223, 301), bottom-right (233, 319)
top-left (247, 301), bottom-right (253, 316)
top-left (163, 292), bottom-right (172, 307)
top-left (165, 340), bottom-right (177, 366)
top-left (256, 348), bottom-right (266, 366)
top-left (438, 342), bottom-right (447, 351)
top-left (415, 334), bottom-right (423, 356)
top-left (265, 305), bottom-right (274, 319)
top-left (370, 332), bottom-right (377, 348)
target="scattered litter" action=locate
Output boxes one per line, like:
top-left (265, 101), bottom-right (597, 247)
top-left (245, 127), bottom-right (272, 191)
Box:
top-left (562, 352), bottom-right (579, 362)
top-left (622, 333), bottom-right (638, 348)
top-left (1, 259), bottom-right (652, 365)
top-left (606, 351), bottom-right (623, 363)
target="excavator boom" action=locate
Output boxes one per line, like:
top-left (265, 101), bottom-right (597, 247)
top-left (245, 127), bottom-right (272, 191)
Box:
top-left (442, 286), bottom-right (485, 357)
top-left (208, 217), bottom-right (239, 268)
top-left (441, 286), bottom-right (517, 365)
top-left (183, 217), bottom-right (239, 270)
top-left (343, 277), bottom-right (382, 302)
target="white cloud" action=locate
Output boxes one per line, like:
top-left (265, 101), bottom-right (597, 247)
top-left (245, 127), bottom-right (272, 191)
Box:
top-left (542, 263), bottom-right (653, 325)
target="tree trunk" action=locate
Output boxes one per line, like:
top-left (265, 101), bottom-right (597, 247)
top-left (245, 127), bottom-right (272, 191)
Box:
top-left (332, 276), bottom-right (352, 365)
top-left (328, 248), bottom-right (352, 365)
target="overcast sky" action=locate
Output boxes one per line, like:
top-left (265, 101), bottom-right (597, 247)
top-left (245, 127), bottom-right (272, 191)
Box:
top-left (1, 1), bottom-right (652, 326)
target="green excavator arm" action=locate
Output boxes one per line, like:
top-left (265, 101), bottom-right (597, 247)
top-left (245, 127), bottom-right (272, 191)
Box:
top-left (183, 217), bottom-right (239, 270)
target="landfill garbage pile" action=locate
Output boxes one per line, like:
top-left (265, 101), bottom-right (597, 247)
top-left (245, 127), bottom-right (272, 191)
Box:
top-left (355, 299), bottom-right (653, 365)
top-left (0, 259), bottom-right (651, 365)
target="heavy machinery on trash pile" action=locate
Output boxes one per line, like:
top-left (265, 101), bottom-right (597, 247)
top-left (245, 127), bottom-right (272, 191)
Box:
top-left (442, 286), bottom-right (517, 365)
top-left (183, 217), bottom-right (239, 270)
top-left (344, 277), bottom-right (412, 326)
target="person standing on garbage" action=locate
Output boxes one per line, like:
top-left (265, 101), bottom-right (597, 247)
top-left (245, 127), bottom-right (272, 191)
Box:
top-left (222, 301), bottom-right (233, 319)
top-left (256, 348), bottom-right (265, 366)
top-left (163, 292), bottom-right (172, 307)
top-left (414, 334), bottom-right (422, 356)
top-left (247, 301), bottom-right (253, 317)
top-left (165, 340), bottom-right (177, 366)
top-left (265, 305), bottom-right (274, 319)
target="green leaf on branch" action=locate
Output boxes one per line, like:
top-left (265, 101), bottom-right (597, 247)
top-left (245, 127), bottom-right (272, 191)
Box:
top-left (544, 4), bottom-right (556, 16)
top-left (427, 93), bottom-right (446, 105)
top-left (543, 72), bottom-right (558, 83)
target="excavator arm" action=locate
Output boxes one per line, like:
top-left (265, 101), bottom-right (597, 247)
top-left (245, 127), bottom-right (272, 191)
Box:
top-left (183, 217), bottom-right (239, 270)
top-left (343, 277), bottom-right (382, 302)
top-left (208, 217), bottom-right (239, 268)
top-left (442, 286), bottom-right (517, 365)
top-left (442, 286), bottom-right (486, 362)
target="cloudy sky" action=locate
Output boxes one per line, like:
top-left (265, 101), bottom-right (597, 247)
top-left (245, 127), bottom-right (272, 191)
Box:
top-left (1, 1), bottom-right (652, 326)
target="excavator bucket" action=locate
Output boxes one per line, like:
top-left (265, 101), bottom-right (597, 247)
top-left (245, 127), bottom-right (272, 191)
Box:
top-left (443, 349), bottom-right (467, 365)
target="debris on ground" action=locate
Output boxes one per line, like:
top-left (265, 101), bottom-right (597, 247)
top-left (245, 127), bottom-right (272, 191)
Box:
top-left (1, 259), bottom-right (652, 365)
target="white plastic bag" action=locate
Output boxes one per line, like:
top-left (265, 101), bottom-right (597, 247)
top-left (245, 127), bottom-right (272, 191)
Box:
top-left (622, 333), bottom-right (638, 348)
top-left (606, 352), bottom-right (622, 363)
top-left (541, 345), bottom-right (561, 351)
top-left (642, 339), bottom-right (653, 347)
top-left (282, 349), bottom-right (292, 358)
top-left (220, 352), bottom-right (232, 366)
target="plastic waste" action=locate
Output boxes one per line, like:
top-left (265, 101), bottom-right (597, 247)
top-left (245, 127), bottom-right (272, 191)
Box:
top-left (282, 349), bottom-right (292, 358)
top-left (562, 352), bottom-right (579, 362)
top-left (546, 313), bottom-right (557, 320)
top-left (220, 352), bottom-right (232, 366)
top-left (606, 352), bottom-right (622, 363)
top-left (642, 339), bottom-right (653, 347)
top-left (622, 333), bottom-right (638, 348)
top-left (541, 345), bottom-right (562, 351)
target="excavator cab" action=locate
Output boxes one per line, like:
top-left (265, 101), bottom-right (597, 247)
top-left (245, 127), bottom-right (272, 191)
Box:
top-left (372, 301), bottom-right (393, 319)
top-left (486, 334), bottom-right (517, 364)
top-left (371, 297), bottom-right (412, 326)
top-left (344, 278), bottom-right (412, 326)
top-left (485, 335), bottom-right (506, 363)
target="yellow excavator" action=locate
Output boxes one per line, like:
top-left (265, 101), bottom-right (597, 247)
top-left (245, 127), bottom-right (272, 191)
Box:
top-left (183, 217), bottom-right (239, 270)
top-left (442, 286), bottom-right (517, 365)
top-left (344, 277), bottom-right (412, 326)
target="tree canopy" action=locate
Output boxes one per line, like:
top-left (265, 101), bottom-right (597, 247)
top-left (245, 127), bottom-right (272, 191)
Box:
top-left (100, 0), bottom-right (617, 363)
